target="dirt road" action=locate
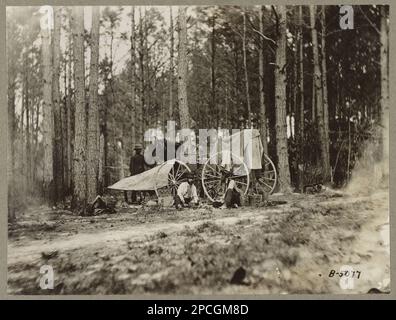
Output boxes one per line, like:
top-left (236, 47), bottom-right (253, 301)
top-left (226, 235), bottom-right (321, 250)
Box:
top-left (7, 190), bottom-right (390, 295)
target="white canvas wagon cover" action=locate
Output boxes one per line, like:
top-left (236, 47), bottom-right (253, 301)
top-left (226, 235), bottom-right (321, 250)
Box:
top-left (107, 159), bottom-right (177, 191)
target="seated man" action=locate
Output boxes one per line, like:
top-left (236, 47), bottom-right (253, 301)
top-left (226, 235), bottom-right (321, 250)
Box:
top-left (175, 173), bottom-right (199, 209)
top-left (223, 180), bottom-right (242, 209)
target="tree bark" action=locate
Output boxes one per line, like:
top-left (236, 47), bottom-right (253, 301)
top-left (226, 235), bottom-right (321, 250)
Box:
top-left (33, 93), bottom-right (41, 184)
top-left (380, 6), bottom-right (389, 176)
top-left (71, 6), bottom-right (87, 210)
top-left (87, 6), bottom-right (100, 203)
top-left (258, 6), bottom-right (268, 154)
top-left (298, 5), bottom-right (305, 191)
top-left (52, 6), bottom-right (64, 202)
top-left (62, 45), bottom-right (69, 194)
top-left (233, 41), bottom-right (240, 129)
top-left (143, 8), bottom-right (150, 133)
top-left (66, 25), bottom-right (73, 193)
top-left (20, 79), bottom-right (26, 201)
top-left (321, 6), bottom-right (331, 182)
top-left (24, 52), bottom-right (31, 194)
top-left (7, 30), bottom-right (17, 220)
top-left (41, 10), bottom-right (54, 203)
top-left (130, 6), bottom-right (137, 147)
top-left (177, 6), bottom-right (190, 128)
top-left (310, 5), bottom-right (331, 183)
top-left (138, 7), bottom-right (144, 144)
top-left (242, 10), bottom-right (252, 128)
top-left (210, 13), bottom-right (217, 127)
top-left (118, 139), bottom-right (125, 180)
top-left (98, 132), bottom-right (105, 194)
top-left (169, 6), bottom-right (174, 120)
top-left (7, 88), bottom-right (16, 220)
top-left (274, 5), bottom-right (292, 193)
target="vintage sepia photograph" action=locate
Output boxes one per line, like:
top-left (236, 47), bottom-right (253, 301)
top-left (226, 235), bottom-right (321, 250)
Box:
top-left (6, 4), bottom-right (390, 295)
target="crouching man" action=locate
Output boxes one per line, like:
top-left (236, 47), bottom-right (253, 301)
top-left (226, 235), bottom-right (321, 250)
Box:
top-left (175, 173), bottom-right (199, 209)
top-left (222, 180), bottom-right (242, 209)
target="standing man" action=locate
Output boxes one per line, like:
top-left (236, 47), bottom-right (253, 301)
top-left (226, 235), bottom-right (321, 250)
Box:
top-left (127, 144), bottom-right (146, 204)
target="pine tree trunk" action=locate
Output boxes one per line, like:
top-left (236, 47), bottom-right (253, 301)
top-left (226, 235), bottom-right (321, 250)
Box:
top-left (24, 52), bottom-right (31, 194)
top-left (210, 14), bottom-right (217, 126)
top-left (138, 7), bottom-right (144, 144)
top-left (41, 11), bottom-right (54, 203)
top-left (321, 6), bottom-right (331, 182)
top-left (108, 26), bottom-right (117, 175)
top-left (71, 7), bottom-right (87, 210)
top-left (29, 66), bottom-right (35, 191)
top-left (312, 74), bottom-right (316, 121)
top-left (177, 6), bottom-right (190, 128)
top-left (298, 5), bottom-right (305, 191)
top-left (310, 5), bottom-right (331, 183)
top-left (8, 91), bottom-right (16, 220)
top-left (118, 139), bottom-right (125, 180)
top-left (62, 49), bottom-right (69, 194)
top-left (274, 5), bottom-right (292, 193)
top-left (380, 6), bottom-right (389, 175)
top-left (66, 18), bottom-right (73, 193)
top-left (233, 42), bottom-right (240, 129)
top-left (292, 40), bottom-right (297, 140)
top-left (242, 10), bottom-right (252, 128)
top-left (224, 85), bottom-right (229, 127)
top-left (52, 6), bottom-right (64, 202)
top-left (20, 86), bottom-right (27, 202)
top-left (130, 6), bottom-right (136, 147)
top-left (143, 9), bottom-right (150, 134)
top-left (33, 96), bottom-right (40, 184)
top-left (258, 5), bottom-right (268, 154)
top-left (87, 6), bottom-right (100, 203)
top-left (169, 7), bottom-right (174, 120)
top-left (98, 132), bottom-right (105, 194)
top-left (7, 39), bottom-right (16, 220)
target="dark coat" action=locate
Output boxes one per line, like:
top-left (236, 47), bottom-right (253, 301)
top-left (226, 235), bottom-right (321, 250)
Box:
top-left (129, 153), bottom-right (145, 175)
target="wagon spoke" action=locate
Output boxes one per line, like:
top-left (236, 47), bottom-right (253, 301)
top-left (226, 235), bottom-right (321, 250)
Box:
top-left (262, 177), bottom-right (276, 182)
top-left (169, 167), bottom-right (176, 181)
top-left (205, 181), bottom-right (223, 193)
top-left (204, 172), bottom-right (221, 179)
top-left (205, 180), bottom-right (223, 187)
top-left (206, 181), bottom-right (220, 189)
top-left (174, 164), bottom-right (181, 180)
top-left (229, 174), bottom-right (248, 180)
top-left (263, 158), bottom-right (271, 166)
top-left (175, 167), bottom-right (187, 181)
top-left (206, 164), bottom-right (221, 176)
top-left (258, 178), bottom-right (273, 191)
top-left (234, 180), bottom-right (248, 187)
top-left (207, 184), bottom-right (223, 197)
top-left (263, 169), bottom-right (275, 175)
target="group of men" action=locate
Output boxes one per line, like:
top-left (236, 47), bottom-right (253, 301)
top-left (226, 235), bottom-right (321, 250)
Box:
top-left (125, 144), bottom-right (242, 209)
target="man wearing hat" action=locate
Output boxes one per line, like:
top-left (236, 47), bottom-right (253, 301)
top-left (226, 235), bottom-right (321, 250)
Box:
top-left (126, 144), bottom-right (146, 204)
top-left (174, 172), bottom-right (199, 209)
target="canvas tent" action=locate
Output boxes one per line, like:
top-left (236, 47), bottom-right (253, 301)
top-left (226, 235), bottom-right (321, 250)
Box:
top-left (108, 159), bottom-right (177, 191)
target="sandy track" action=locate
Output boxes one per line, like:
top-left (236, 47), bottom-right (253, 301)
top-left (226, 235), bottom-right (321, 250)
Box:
top-left (7, 191), bottom-right (390, 294)
top-left (8, 207), bottom-right (280, 265)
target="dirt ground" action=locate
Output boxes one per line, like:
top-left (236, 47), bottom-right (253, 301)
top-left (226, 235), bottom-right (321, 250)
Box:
top-left (7, 188), bottom-right (390, 295)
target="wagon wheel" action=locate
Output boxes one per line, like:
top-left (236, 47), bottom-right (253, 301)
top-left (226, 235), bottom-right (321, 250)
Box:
top-left (254, 153), bottom-right (277, 194)
top-left (201, 152), bottom-right (250, 202)
top-left (154, 160), bottom-right (191, 203)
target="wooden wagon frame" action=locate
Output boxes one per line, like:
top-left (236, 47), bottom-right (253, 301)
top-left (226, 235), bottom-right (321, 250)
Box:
top-left (109, 129), bottom-right (277, 203)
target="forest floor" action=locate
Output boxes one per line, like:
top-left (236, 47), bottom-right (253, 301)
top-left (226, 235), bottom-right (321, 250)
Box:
top-left (7, 187), bottom-right (390, 295)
